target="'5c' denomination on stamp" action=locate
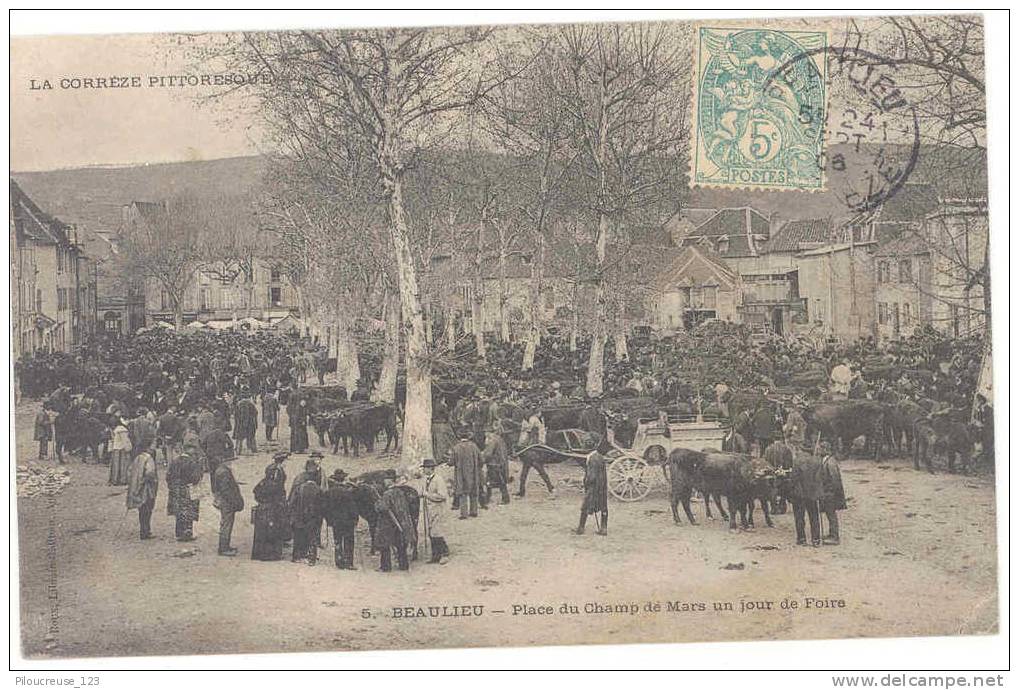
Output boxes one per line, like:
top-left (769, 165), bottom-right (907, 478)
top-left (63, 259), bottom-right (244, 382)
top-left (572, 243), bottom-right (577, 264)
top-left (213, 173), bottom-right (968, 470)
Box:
top-left (692, 26), bottom-right (829, 191)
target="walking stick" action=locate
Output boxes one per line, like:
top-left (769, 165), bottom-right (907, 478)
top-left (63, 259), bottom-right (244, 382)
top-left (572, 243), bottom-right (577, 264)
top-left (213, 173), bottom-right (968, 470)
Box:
top-left (421, 493), bottom-right (432, 561)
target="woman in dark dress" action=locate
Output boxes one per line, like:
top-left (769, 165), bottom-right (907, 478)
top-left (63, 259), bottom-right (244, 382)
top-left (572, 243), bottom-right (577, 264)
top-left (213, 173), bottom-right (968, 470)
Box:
top-left (251, 452), bottom-right (289, 561)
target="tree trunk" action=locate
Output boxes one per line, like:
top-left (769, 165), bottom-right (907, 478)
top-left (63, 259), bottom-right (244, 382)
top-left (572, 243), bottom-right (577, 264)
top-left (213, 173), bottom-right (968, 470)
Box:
top-left (472, 287), bottom-right (486, 358)
top-left (585, 212), bottom-right (610, 397)
top-left (381, 158), bottom-right (432, 461)
top-left (522, 328), bottom-right (537, 371)
top-left (336, 317), bottom-right (361, 393)
top-left (498, 241), bottom-right (510, 343)
top-left (375, 291), bottom-right (399, 404)
top-left (445, 306), bottom-right (456, 351)
top-left (173, 300), bottom-right (184, 330)
top-left (614, 330), bottom-right (629, 361)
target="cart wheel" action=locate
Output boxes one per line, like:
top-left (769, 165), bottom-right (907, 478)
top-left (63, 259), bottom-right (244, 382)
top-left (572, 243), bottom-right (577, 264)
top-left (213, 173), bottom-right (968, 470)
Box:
top-left (608, 455), bottom-right (652, 502)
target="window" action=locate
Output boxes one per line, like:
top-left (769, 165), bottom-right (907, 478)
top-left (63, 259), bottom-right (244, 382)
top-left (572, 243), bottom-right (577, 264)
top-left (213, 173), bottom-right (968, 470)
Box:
top-left (703, 286), bottom-right (718, 309)
top-left (877, 302), bottom-right (887, 325)
top-left (56, 248), bottom-right (64, 274)
top-left (270, 286), bottom-right (282, 307)
top-left (35, 289), bottom-right (42, 313)
top-left (199, 287), bottom-right (212, 311)
top-left (892, 303), bottom-right (900, 336)
top-left (270, 266), bottom-right (282, 283)
top-left (877, 261), bottom-right (889, 283)
top-left (159, 290), bottom-right (169, 311)
top-left (898, 259), bottom-right (912, 283)
top-left (903, 302), bottom-right (912, 324)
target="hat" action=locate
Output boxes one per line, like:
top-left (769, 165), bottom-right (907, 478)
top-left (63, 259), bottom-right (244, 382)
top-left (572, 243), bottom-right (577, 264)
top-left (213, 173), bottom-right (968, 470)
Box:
top-left (421, 458), bottom-right (439, 468)
top-left (309, 451), bottom-right (324, 459)
top-left (329, 468), bottom-right (348, 483)
top-left (272, 451), bottom-right (290, 462)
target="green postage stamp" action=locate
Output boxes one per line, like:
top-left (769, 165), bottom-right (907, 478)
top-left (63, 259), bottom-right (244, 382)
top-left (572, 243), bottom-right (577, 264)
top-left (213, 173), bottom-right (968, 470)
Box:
top-left (692, 26), bottom-right (829, 191)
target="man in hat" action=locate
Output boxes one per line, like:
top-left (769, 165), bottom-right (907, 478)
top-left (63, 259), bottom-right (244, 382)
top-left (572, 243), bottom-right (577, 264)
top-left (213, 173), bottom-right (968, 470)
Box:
top-left (261, 390), bottom-right (280, 441)
top-left (782, 399), bottom-right (807, 451)
top-left (233, 390), bottom-right (258, 455)
top-left (449, 430), bottom-right (482, 519)
top-left (126, 441), bottom-right (159, 540)
top-left (819, 442), bottom-right (846, 545)
top-left (574, 450), bottom-right (608, 536)
top-left (375, 474), bottom-right (413, 572)
top-left (421, 458), bottom-right (450, 564)
top-left (320, 468), bottom-right (359, 569)
top-left (481, 430), bottom-right (511, 506)
top-left (289, 454), bottom-right (323, 565)
top-left (202, 422), bottom-right (234, 491)
top-left (211, 454), bottom-right (244, 556)
top-left (288, 395), bottom-right (310, 454)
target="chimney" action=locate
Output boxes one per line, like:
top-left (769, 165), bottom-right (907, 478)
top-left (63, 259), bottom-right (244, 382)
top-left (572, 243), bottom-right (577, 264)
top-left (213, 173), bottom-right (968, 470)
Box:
top-left (121, 203), bottom-right (133, 228)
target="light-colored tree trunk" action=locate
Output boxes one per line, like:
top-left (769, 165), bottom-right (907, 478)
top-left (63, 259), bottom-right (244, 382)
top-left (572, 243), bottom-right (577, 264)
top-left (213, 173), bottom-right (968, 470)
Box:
top-left (380, 141), bottom-right (432, 460)
top-left (614, 330), bottom-right (629, 361)
top-left (173, 299), bottom-right (184, 330)
top-left (445, 307), bottom-right (457, 351)
top-left (522, 328), bottom-right (537, 371)
top-left (472, 288), bottom-right (486, 358)
top-left (585, 80), bottom-right (611, 398)
top-left (375, 290), bottom-right (399, 404)
top-left (498, 241), bottom-right (510, 343)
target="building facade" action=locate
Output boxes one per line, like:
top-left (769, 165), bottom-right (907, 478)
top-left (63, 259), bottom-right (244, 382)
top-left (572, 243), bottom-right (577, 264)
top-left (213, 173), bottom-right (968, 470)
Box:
top-left (10, 179), bottom-right (97, 355)
top-left (119, 200), bottom-right (301, 326)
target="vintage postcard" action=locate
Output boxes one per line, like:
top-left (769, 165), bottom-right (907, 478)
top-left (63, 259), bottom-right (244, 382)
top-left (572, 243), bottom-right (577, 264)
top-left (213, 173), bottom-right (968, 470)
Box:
top-left (9, 12), bottom-right (997, 660)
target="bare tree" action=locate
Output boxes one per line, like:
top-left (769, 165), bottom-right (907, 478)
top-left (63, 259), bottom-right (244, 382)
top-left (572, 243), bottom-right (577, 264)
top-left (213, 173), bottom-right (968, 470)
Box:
top-left (115, 195), bottom-right (212, 330)
top-left (551, 22), bottom-right (691, 396)
top-left (226, 27), bottom-right (508, 459)
top-left (481, 31), bottom-right (580, 369)
top-left (845, 16), bottom-right (989, 332)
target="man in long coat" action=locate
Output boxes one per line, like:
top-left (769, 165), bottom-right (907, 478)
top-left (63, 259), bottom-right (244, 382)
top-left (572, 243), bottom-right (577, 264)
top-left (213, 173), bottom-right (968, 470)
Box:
top-left (421, 458), bottom-right (450, 564)
top-left (202, 424), bottom-right (234, 489)
top-left (751, 405), bottom-right (777, 456)
top-left (289, 457), bottom-right (323, 564)
top-left (261, 391), bottom-right (280, 441)
top-left (126, 446), bottom-right (159, 540)
top-left (375, 476), bottom-right (413, 572)
top-left (777, 447), bottom-right (836, 547)
top-left (128, 410), bottom-right (156, 457)
top-left (288, 396), bottom-right (310, 454)
top-left (481, 430), bottom-right (511, 506)
top-left (233, 392), bottom-right (258, 455)
top-left (319, 469), bottom-right (359, 569)
top-left (33, 408), bottom-right (52, 461)
top-left (575, 451), bottom-right (608, 536)
top-left (449, 433), bottom-right (482, 519)
top-left (819, 444), bottom-right (847, 545)
top-left (212, 456), bottom-right (244, 556)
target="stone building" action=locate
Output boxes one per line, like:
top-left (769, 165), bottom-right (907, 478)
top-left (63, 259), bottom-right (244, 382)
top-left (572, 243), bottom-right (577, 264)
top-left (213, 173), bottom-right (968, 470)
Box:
top-left (119, 200), bottom-right (301, 326)
top-left (10, 179), bottom-right (97, 355)
top-left (648, 246), bottom-right (740, 330)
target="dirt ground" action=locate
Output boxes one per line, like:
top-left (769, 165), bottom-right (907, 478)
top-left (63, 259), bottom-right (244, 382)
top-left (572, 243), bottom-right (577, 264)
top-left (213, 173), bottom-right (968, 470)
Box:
top-left (14, 401), bottom-right (998, 659)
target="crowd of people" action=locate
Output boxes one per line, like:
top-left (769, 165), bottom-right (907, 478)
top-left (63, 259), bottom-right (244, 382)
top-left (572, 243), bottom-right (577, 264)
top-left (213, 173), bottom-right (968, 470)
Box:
top-left (16, 318), bottom-right (993, 567)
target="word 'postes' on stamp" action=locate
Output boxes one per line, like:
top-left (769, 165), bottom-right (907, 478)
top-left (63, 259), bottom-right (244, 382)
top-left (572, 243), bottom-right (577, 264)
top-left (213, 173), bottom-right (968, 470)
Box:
top-left (692, 26), bottom-right (829, 191)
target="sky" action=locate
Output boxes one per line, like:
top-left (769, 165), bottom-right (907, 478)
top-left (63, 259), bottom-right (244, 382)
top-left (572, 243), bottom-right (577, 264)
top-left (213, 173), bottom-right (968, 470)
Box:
top-left (10, 33), bottom-right (264, 172)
